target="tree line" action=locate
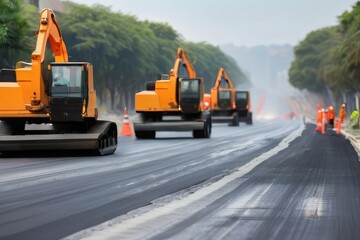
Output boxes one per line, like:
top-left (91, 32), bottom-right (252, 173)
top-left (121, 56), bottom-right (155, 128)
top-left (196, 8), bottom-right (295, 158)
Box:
top-left (0, 0), bottom-right (249, 113)
top-left (289, 2), bottom-right (360, 102)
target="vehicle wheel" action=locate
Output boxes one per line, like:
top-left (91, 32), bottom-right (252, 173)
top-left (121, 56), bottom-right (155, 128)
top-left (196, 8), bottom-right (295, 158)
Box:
top-left (208, 116), bottom-right (212, 136)
top-left (0, 121), bottom-right (11, 135)
top-left (4, 120), bottom-right (25, 135)
top-left (193, 130), bottom-right (203, 138)
top-left (228, 113), bottom-right (239, 127)
top-left (135, 131), bottom-right (155, 139)
top-left (246, 112), bottom-right (253, 125)
top-left (193, 117), bottom-right (211, 138)
top-left (205, 118), bottom-right (211, 138)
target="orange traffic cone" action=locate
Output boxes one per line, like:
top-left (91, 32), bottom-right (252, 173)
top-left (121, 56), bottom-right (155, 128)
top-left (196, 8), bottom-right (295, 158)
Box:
top-left (315, 108), bottom-right (322, 132)
top-left (321, 110), bottom-right (326, 135)
top-left (335, 119), bottom-right (341, 135)
top-left (121, 107), bottom-right (133, 136)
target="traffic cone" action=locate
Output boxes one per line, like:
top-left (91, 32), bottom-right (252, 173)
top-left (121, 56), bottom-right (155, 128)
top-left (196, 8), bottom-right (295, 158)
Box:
top-left (321, 110), bottom-right (326, 135)
top-left (315, 108), bottom-right (322, 132)
top-left (121, 107), bottom-right (133, 136)
top-left (335, 119), bottom-right (341, 135)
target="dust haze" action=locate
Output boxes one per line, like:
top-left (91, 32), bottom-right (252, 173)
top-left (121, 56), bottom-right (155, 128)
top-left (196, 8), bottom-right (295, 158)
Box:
top-left (221, 44), bottom-right (306, 121)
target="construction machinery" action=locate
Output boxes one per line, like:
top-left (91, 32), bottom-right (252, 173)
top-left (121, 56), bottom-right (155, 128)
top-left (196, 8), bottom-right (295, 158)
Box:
top-left (235, 90), bottom-right (252, 124)
top-left (207, 68), bottom-right (239, 126)
top-left (134, 48), bottom-right (211, 139)
top-left (0, 9), bottom-right (117, 155)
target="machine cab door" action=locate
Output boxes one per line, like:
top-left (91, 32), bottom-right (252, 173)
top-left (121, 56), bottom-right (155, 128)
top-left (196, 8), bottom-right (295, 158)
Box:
top-left (218, 90), bottom-right (231, 110)
top-left (179, 78), bottom-right (203, 114)
top-left (235, 91), bottom-right (249, 110)
top-left (49, 63), bottom-right (88, 122)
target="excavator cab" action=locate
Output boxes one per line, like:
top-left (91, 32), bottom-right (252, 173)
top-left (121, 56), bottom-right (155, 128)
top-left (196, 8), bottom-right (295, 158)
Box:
top-left (235, 91), bottom-right (252, 125)
top-left (218, 90), bottom-right (232, 110)
top-left (235, 91), bottom-right (248, 110)
top-left (217, 76), bottom-right (232, 110)
top-left (49, 62), bottom-right (88, 122)
top-left (179, 78), bottom-right (203, 114)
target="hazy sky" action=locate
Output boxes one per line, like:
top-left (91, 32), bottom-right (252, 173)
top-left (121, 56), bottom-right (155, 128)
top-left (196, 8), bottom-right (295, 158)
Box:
top-left (70, 0), bottom-right (358, 46)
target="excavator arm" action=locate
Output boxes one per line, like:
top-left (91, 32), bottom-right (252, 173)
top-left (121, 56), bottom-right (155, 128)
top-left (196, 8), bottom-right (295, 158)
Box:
top-left (0, 8), bottom-right (69, 116)
top-left (212, 67), bottom-right (235, 91)
top-left (32, 8), bottom-right (68, 64)
top-left (211, 67), bottom-right (236, 110)
top-left (172, 48), bottom-right (196, 79)
top-left (29, 8), bottom-right (69, 109)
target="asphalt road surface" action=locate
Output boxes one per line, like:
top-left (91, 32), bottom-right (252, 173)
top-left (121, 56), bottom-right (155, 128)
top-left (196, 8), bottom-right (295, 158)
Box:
top-left (1, 120), bottom-right (360, 240)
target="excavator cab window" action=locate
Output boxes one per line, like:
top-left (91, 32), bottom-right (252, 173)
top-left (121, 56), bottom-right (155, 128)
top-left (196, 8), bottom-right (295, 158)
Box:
top-left (176, 61), bottom-right (190, 105)
top-left (218, 90), bottom-right (231, 109)
top-left (49, 63), bottom-right (88, 122)
top-left (179, 78), bottom-right (201, 114)
top-left (50, 64), bottom-right (85, 98)
top-left (235, 91), bottom-right (248, 109)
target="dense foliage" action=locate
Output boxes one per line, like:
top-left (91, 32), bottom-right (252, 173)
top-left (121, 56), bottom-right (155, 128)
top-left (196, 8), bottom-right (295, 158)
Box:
top-left (1, 1), bottom-right (248, 112)
top-left (0, 0), bottom-right (35, 68)
top-left (289, 2), bottom-right (360, 94)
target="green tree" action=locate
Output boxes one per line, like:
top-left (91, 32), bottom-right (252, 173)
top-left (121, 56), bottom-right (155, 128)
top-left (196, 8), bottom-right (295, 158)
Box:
top-left (336, 2), bottom-right (360, 91)
top-left (0, 0), bottom-right (32, 68)
top-left (289, 27), bottom-right (342, 92)
top-left (22, 1), bottom-right (248, 113)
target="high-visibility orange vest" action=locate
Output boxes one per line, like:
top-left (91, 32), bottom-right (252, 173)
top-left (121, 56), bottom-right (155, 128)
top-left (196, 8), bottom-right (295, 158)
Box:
top-left (328, 106), bottom-right (335, 120)
top-left (340, 106), bottom-right (346, 123)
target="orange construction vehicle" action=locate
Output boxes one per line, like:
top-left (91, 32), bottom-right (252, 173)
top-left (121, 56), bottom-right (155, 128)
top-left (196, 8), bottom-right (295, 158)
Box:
top-left (0, 9), bottom-right (117, 155)
top-left (207, 68), bottom-right (239, 126)
top-left (235, 90), bottom-right (252, 124)
top-left (133, 48), bottom-right (211, 139)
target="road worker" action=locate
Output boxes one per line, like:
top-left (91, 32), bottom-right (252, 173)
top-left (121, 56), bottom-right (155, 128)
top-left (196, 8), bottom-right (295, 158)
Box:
top-left (350, 109), bottom-right (359, 129)
top-left (327, 105), bottom-right (335, 126)
top-left (339, 104), bottom-right (346, 123)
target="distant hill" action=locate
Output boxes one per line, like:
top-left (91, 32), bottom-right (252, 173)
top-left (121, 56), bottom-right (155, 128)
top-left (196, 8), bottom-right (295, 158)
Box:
top-left (220, 44), bottom-right (294, 93)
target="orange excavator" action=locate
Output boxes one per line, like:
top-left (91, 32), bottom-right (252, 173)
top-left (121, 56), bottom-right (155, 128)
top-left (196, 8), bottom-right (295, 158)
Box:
top-left (206, 68), bottom-right (239, 126)
top-left (133, 48), bottom-right (211, 138)
top-left (0, 9), bottom-right (117, 155)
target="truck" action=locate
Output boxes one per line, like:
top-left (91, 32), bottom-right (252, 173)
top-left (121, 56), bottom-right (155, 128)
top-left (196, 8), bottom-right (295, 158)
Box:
top-left (0, 9), bottom-right (117, 155)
